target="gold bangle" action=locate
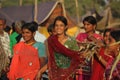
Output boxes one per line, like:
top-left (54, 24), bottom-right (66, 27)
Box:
top-left (99, 56), bottom-right (102, 61)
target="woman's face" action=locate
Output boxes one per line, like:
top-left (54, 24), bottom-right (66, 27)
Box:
top-left (83, 21), bottom-right (95, 33)
top-left (22, 28), bottom-right (35, 42)
top-left (54, 20), bottom-right (67, 35)
top-left (104, 31), bottom-right (110, 45)
top-left (108, 36), bottom-right (119, 53)
top-left (0, 20), bottom-right (5, 31)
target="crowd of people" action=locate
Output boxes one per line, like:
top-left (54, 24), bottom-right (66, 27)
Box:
top-left (0, 15), bottom-right (120, 80)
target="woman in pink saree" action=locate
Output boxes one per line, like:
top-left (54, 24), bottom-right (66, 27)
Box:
top-left (76, 16), bottom-right (103, 80)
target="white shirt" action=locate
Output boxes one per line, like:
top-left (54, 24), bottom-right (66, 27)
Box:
top-left (34, 31), bottom-right (46, 43)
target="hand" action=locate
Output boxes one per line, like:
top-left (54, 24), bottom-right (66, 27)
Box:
top-left (2, 66), bottom-right (10, 73)
top-left (35, 70), bottom-right (43, 80)
top-left (35, 64), bottom-right (48, 80)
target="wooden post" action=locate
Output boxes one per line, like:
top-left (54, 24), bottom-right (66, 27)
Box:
top-left (60, 0), bottom-right (66, 17)
top-left (19, 0), bottom-right (23, 6)
top-left (0, 0), bottom-right (2, 8)
top-left (75, 0), bottom-right (80, 27)
top-left (34, 0), bottom-right (38, 22)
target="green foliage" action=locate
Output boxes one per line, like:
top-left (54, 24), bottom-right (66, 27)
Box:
top-left (0, 0), bottom-right (120, 18)
top-left (22, 0), bottom-right (34, 5)
top-left (2, 0), bottom-right (19, 7)
top-left (64, 0), bottom-right (76, 17)
top-left (64, 0), bottom-right (105, 17)
top-left (110, 1), bottom-right (120, 18)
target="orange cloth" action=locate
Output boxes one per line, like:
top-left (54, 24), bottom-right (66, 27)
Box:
top-left (7, 42), bottom-right (40, 80)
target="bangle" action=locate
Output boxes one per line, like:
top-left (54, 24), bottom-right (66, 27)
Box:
top-left (99, 56), bottom-right (102, 61)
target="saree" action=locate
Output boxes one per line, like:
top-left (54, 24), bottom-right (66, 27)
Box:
top-left (47, 35), bottom-right (82, 80)
top-left (90, 48), bottom-right (113, 80)
top-left (7, 42), bottom-right (40, 80)
top-left (76, 33), bottom-right (103, 42)
top-left (76, 32), bottom-right (103, 80)
top-left (55, 36), bottom-right (79, 68)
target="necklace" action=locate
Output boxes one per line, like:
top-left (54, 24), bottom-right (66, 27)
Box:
top-left (26, 41), bottom-right (36, 45)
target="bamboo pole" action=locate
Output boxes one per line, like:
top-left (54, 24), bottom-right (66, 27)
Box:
top-left (60, 0), bottom-right (66, 17)
top-left (34, 0), bottom-right (38, 22)
top-left (75, 0), bottom-right (80, 27)
top-left (19, 0), bottom-right (23, 6)
top-left (0, 0), bottom-right (2, 8)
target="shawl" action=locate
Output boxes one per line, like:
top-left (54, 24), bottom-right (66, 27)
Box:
top-left (47, 35), bottom-right (82, 80)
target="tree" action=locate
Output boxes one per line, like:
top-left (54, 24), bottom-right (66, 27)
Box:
top-left (110, 1), bottom-right (120, 18)
top-left (1, 0), bottom-right (120, 18)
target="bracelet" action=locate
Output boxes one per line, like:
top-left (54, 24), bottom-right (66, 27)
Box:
top-left (99, 56), bottom-right (102, 61)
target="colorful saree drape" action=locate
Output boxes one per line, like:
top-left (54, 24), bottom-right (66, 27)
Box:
top-left (47, 35), bottom-right (82, 80)
top-left (76, 32), bottom-right (103, 80)
top-left (7, 42), bottom-right (40, 80)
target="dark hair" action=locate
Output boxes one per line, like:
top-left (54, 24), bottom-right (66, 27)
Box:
top-left (47, 23), bottom-right (54, 33)
top-left (83, 16), bottom-right (97, 26)
top-left (11, 22), bottom-right (15, 32)
top-left (31, 21), bottom-right (38, 31)
top-left (53, 16), bottom-right (68, 27)
top-left (110, 30), bottom-right (120, 42)
top-left (4, 25), bottom-right (11, 32)
top-left (22, 22), bottom-right (37, 33)
top-left (103, 28), bottom-right (112, 37)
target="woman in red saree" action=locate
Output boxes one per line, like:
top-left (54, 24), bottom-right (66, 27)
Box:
top-left (36, 16), bottom-right (83, 80)
top-left (90, 47), bottom-right (113, 80)
top-left (7, 22), bottom-right (46, 80)
top-left (90, 29), bottom-right (120, 80)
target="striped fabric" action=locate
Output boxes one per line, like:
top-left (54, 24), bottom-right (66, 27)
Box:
top-left (0, 31), bottom-right (11, 57)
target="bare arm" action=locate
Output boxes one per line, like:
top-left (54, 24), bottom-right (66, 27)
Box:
top-left (95, 53), bottom-right (108, 67)
top-left (35, 64), bottom-right (48, 80)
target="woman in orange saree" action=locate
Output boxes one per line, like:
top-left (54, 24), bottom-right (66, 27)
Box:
top-left (7, 22), bottom-right (46, 80)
